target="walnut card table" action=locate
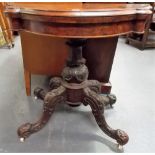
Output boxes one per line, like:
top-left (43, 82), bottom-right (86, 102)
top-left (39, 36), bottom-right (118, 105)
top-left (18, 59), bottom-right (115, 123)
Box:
top-left (5, 2), bottom-right (151, 148)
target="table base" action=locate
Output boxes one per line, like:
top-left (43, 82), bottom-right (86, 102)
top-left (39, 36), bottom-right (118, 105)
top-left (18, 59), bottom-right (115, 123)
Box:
top-left (17, 39), bottom-right (129, 147)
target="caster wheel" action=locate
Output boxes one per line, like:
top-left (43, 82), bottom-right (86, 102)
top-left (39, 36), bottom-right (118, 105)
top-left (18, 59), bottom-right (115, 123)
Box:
top-left (117, 144), bottom-right (123, 151)
top-left (20, 137), bottom-right (25, 142)
top-left (34, 96), bottom-right (38, 100)
top-left (34, 87), bottom-right (45, 100)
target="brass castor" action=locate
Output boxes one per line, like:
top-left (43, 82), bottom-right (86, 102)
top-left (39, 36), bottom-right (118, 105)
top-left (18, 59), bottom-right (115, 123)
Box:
top-left (19, 137), bottom-right (25, 142)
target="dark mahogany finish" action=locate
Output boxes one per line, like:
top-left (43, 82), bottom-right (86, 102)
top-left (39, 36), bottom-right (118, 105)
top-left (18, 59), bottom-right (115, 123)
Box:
top-left (5, 3), bottom-right (151, 38)
top-left (5, 2), bottom-right (152, 148)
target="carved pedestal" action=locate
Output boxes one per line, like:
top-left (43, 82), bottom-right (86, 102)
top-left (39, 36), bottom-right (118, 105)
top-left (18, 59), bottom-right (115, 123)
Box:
top-left (18, 39), bottom-right (129, 147)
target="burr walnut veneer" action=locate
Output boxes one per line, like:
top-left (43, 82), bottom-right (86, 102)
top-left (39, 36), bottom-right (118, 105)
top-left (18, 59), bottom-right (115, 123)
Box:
top-left (5, 2), bottom-right (151, 148)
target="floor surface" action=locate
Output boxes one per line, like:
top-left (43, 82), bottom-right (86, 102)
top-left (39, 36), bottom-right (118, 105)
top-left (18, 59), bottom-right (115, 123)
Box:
top-left (0, 37), bottom-right (155, 153)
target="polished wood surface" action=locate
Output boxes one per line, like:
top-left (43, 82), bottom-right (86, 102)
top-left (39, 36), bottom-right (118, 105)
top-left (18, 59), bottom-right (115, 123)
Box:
top-left (20, 31), bottom-right (117, 95)
top-left (83, 37), bottom-right (118, 93)
top-left (20, 32), bottom-right (69, 96)
top-left (5, 3), bottom-right (152, 38)
top-left (5, 3), bottom-right (151, 15)
top-left (5, 2), bottom-right (151, 147)
top-left (20, 32), bottom-right (69, 75)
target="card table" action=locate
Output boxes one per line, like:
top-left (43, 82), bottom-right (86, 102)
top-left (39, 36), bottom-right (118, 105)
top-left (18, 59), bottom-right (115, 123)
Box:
top-left (5, 2), bottom-right (152, 148)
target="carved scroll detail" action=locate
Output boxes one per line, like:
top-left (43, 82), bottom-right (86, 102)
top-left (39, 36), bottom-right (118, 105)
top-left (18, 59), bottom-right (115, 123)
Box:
top-left (17, 86), bottom-right (66, 139)
top-left (83, 87), bottom-right (129, 145)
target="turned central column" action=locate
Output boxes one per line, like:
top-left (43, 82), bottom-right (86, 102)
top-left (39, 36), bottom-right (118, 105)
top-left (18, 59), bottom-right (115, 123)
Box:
top-left (61, 39), bottom-right (88, 106)
top-left (66, 39), bottom-right (87, 67)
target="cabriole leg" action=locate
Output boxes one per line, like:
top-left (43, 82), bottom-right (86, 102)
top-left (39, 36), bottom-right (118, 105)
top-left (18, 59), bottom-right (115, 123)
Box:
top-left (83, 87), bottom-right (129, 146)
top-left (18, 86), bottom-right (66, 141)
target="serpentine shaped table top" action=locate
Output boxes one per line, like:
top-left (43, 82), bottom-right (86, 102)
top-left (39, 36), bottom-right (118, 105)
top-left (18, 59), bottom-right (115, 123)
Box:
top-left (5, 3), bottom-right (152, 38)
top-left (5, 3), bottom-right (152, 15)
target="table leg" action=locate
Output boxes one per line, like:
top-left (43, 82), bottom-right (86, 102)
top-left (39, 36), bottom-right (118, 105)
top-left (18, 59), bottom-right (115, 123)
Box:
top-left (17, 86), bottom-right (66, 141)
top-left (83, 87), bottom-right (129, 146)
